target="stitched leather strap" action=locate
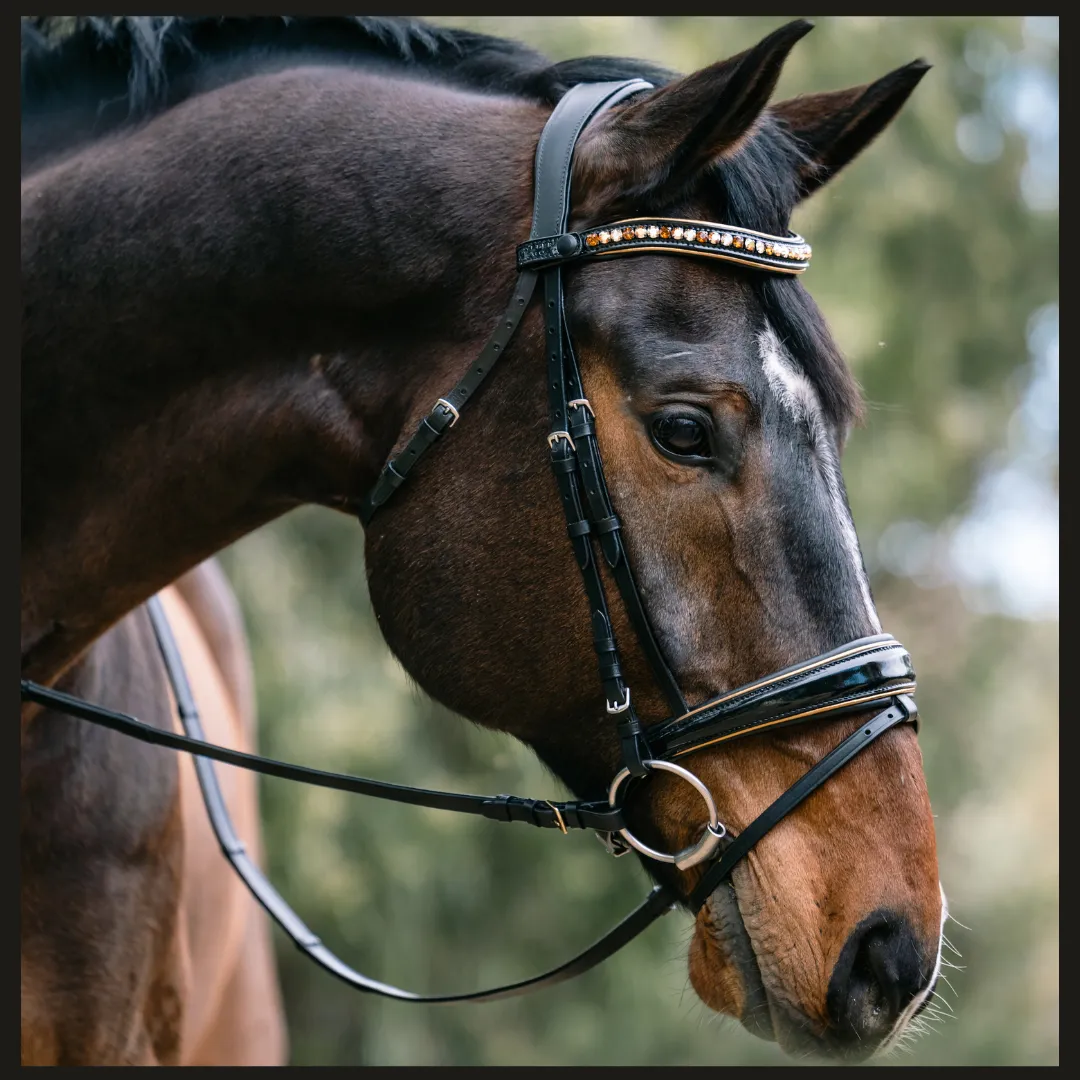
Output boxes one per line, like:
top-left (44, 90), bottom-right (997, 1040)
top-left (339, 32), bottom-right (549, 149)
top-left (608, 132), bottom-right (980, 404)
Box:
top-left (359, 79), bottom-right (651, 527)
top-left (648, 636), bottom-right (915, 759)
top-left (22, 596), bottom-right (674, 1004)
top-left (529, 80), bottom-right (653, 246)
top-left (358, 272), bottom-right (539, 525)
top-left (560, 330), bottom-right (688, 718)
top-left (19, 676), bottom-right (624, 834)
top-left (532, 79), bottom-right (688, 776)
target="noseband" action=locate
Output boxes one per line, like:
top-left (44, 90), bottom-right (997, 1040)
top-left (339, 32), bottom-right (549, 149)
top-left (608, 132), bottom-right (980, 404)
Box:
top-left (21, 80), bottom-right (920, 1004)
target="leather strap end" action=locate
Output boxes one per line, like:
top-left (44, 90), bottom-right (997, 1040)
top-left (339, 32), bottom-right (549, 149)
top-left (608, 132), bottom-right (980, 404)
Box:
top-left (516, 232), bottom-right (584, 271)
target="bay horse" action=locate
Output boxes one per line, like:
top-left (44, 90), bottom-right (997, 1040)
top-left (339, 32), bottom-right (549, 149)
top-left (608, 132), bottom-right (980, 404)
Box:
top-left (20, 16), bottom-right (946, 1065)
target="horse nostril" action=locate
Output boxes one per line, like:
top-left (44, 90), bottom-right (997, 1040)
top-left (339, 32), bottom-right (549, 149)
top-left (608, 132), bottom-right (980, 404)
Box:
top-left (863, 928), bottom-right (902, 1017)
top-left (827, 912), bottom-right (930, 1046)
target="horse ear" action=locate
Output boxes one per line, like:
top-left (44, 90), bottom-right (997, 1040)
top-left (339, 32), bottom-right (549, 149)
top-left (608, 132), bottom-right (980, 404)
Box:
top-left (573, 19), bottom-right (813, 211)
top-left (771, 60), bottom-right (931, 201)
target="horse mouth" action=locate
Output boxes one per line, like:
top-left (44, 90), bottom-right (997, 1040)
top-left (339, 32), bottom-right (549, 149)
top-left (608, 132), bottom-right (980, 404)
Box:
top-left (702, 881), bottom-right (776, 1042)
top-left (699, 880), bottom-right (949, 1061)
top-left (700, 886), bottom-right (852, 1058)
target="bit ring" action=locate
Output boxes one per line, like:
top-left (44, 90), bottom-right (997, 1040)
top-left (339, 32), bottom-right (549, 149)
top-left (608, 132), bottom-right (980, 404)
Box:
top-left (608, 760), bottom-right (727, 871)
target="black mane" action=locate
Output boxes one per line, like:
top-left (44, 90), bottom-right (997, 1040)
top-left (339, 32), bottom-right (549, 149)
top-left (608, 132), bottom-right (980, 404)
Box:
top-left (20, 16), bottom-right (676, 131)
top-left (20, 15), bottom-right (861, 428)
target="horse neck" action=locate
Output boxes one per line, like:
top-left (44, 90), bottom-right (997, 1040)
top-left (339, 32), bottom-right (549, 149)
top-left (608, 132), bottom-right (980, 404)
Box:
top-left (21, 66), bottom-right (543, 684)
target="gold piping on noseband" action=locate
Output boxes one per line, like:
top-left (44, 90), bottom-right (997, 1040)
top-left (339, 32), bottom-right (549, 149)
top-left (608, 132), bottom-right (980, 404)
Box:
top-left (673, 639), bottom-right (896, 724)
top-left (671, 684), bottom-right (919, 758)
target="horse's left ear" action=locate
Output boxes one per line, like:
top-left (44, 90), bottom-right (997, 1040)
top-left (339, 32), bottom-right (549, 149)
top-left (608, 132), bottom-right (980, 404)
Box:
top-left (771, 59), bottom-right (931, 201)
top-left (572, 19), bottom-right (813, 216)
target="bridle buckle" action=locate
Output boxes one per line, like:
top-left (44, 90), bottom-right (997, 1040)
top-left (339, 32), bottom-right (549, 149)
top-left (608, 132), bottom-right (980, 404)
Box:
top-left (435, 398), bottom-right (460, 427)
top-left (547, 430), bottom-right (576, 451)
top-left (606, 686), bottom-right (631, 714)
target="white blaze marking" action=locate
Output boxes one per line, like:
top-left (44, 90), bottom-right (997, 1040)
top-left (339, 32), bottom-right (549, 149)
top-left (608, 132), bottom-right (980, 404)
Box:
top-left (758, 326), bottom-right (881, 631)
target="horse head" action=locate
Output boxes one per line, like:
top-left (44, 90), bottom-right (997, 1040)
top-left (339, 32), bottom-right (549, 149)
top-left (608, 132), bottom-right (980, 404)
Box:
top-left (364, 21), bottom-right (943, 1059)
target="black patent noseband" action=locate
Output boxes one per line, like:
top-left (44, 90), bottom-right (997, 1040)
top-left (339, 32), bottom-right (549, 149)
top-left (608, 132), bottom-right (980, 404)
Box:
top-left (21, 80), bottom-right (920, 1004)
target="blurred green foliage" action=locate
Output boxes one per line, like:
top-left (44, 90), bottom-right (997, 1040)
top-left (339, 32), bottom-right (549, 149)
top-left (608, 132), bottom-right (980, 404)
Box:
top-left (209, 16), bottom-right (1056, 1067)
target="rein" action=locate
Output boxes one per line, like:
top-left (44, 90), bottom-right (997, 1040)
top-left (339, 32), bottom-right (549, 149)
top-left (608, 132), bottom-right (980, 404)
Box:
top-left (20, 80), bottom-right (920, 1003)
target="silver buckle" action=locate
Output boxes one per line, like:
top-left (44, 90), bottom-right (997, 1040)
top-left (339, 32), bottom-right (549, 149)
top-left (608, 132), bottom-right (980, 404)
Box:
top-left (606, 686), bottom-right (631, 714)
top-left (547, 430), bottom-right (576, 451)
top-left (608, 760), bottom-right (727, 871)
top-left (435, 398), bottom-right (460, 427)
top-left (567, 398), bottom-right (595, 417)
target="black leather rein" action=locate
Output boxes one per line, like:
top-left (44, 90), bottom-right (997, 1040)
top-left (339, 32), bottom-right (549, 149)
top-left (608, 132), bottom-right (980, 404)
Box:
top-left (20, 80), bottom-right (921, 1004)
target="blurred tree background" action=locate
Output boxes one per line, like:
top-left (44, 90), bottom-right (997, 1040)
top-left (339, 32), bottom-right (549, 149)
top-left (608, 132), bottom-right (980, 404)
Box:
top-left (128, 14), bottom-right (1053, 1066)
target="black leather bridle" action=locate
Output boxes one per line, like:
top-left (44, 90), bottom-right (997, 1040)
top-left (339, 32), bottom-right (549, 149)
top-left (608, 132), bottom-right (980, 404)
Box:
top-left (20, 80), bottom-right (920, 1004)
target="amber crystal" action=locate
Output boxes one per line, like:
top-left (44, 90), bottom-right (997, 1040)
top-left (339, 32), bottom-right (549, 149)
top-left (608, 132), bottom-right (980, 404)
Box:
top-left (659, 225), bottom-right (672, 239)
top-left (586, 234), bottom-right (600, 247)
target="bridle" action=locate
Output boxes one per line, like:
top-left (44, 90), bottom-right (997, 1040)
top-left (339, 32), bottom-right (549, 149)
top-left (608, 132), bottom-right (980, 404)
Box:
top-left (20, 80), bottom-right (920, 1004)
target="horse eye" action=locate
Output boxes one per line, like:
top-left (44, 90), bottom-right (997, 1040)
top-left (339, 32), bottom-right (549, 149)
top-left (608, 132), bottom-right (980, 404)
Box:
top-left (650, 415), bottom-right (711, 460)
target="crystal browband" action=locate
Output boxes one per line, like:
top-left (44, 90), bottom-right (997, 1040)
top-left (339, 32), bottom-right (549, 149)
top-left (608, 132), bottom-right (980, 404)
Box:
top-left (517, 217), bottom-right (811, 275)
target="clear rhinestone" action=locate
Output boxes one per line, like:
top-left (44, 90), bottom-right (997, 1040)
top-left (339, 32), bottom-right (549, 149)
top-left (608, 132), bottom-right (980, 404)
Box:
top-left (598, 231), bottom-right (611, 244)
top-left (720, 233), bottom-right (733, 247)
top-left (672, 227), bottom-right (684, 239)
top-left (647, 225), bottom-right (660, 238)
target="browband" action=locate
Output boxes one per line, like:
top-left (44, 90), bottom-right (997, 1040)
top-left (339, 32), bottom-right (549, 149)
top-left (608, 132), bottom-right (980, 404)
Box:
top-left (517, 217), bottom-right (811, 274)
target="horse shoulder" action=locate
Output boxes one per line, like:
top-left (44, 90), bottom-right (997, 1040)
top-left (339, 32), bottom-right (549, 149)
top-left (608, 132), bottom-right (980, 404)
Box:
top-left (155, 583), bottom-right (287, 1064)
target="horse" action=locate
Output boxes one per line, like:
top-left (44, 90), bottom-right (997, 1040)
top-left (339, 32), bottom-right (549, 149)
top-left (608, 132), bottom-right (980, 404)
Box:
top-left (20, 16), bottom-right (945, 1065)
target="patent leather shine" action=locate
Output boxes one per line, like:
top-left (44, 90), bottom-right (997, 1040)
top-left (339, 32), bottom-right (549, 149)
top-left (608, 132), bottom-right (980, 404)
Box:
top-left (649, 637), bottom-right (916, 759)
